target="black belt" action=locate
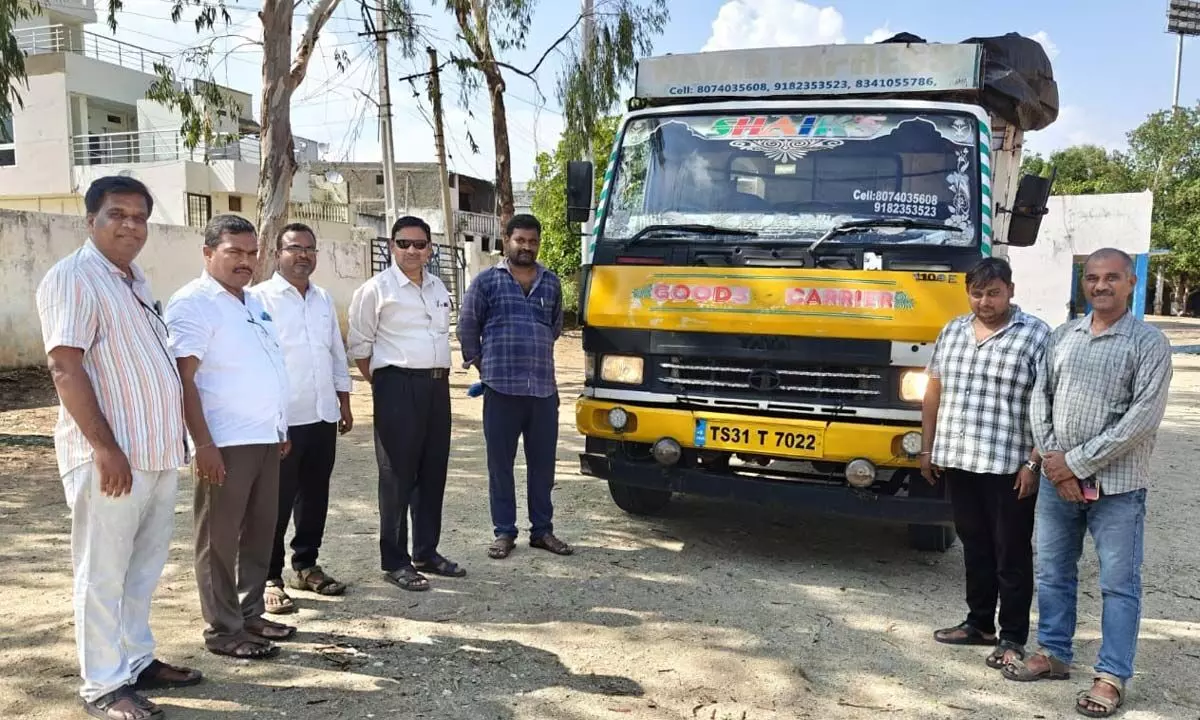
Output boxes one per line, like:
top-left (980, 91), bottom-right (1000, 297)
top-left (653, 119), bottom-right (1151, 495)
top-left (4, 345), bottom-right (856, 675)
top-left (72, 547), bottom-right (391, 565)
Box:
top-left (377, 366), bottom-right (449, 379)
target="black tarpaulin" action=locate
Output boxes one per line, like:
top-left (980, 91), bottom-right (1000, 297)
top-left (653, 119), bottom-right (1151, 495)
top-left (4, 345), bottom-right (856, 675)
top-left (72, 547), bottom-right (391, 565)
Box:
top-left (878, 31), bottom-right (1059, 132)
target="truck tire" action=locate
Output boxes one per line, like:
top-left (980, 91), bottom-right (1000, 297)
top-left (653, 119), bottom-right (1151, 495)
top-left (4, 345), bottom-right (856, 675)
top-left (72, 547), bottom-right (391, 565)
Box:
top-left (608, 481), bottom-right (672, 516)
top-left (907, 524), bottom-right (957, 552)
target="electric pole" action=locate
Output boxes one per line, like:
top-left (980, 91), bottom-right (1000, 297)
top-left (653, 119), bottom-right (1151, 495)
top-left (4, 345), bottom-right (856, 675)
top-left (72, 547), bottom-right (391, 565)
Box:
top-left (375, 2), bottom-right (398, 233)
top-left (427, 47), bottom-right (457, 257)
top-left (581, 0), bottom-right (596, 240)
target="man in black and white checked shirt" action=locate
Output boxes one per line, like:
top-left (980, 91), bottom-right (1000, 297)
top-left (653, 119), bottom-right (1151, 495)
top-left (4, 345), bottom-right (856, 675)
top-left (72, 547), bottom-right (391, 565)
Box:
top-left (922, 257), bottom-right (1050, 670)
top-left (1004, 248), bottom-right (1171, 718)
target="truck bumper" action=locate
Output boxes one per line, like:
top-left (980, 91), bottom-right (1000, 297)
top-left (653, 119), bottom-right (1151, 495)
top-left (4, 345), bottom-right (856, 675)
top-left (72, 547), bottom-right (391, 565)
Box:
top-left (575, 398), bottom-right (951, 525)
top-left (576, 398), bottom-right (921, 467)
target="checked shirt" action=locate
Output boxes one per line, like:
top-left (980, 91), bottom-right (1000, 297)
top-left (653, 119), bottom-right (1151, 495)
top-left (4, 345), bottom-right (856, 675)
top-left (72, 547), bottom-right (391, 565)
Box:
top-left (927, 306), bottom-right (1051, 475)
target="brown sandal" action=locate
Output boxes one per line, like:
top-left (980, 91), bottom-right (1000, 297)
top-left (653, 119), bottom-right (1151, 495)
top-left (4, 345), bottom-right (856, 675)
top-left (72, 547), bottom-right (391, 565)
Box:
top-left (1077, 673), bottom-right (1125, 717)
top-left (264, 580), bottom-right (296, 614)
top-left (530, 533), bottom-right (574, 556)
top-left (208, 635), bottom-right (280, 660)
top-left (488, 535), bottom-right (516, 559)
top-left (83, 686), bottom-right (161, 719)
top-left (132, 659), bottom-right (204, 690)
top-left (245, 617), bottom-right (297, 641)
top-left (1001, 650), bottom-right (1071, 682)
top-left (289, 565), bottom-right (347, 596)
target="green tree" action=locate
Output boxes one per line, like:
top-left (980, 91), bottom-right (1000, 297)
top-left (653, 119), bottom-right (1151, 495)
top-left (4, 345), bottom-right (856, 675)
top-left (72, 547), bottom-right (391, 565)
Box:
top-left (528, 115), bottom-right (618, 309)
top-left (1124, 107), bottom-right (1200, 310)
top-left (443, 0), bottom-right (666, 226)
top-left (0, 0), bottom-right (418, 280)
top-left (1021, 145), bottom-right (1138, 195)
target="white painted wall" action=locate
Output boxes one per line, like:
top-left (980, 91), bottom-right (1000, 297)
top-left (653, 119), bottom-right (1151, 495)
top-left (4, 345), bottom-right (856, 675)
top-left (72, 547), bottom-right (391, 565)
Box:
top-left (0, 71), bottom-right (72, 196)
top-left (1, 209), bottom-right (371, 368)
top-left (1008, 191), bottom-right (1154, 326)
top-left (63, 54), bottom-right (156, 107)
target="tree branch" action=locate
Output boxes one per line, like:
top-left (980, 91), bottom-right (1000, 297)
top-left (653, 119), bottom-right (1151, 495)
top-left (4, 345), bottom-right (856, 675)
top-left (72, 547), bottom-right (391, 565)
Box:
top-left (290, 0), bottom-right (343, 87)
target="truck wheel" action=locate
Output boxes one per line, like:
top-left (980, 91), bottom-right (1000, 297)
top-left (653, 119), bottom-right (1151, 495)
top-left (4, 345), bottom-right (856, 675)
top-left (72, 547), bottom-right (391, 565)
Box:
top-left (907, 524), bottom-right (957, 552)
top-left (608, 481), bottom-right (672, 516)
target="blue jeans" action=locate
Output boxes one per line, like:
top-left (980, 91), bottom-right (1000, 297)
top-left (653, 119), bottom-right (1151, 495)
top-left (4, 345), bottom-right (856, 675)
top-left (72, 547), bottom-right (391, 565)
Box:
top-left (482, 388), bottom-right (559, 539)
top-left (1035, 476), bottom-right (1146, 681)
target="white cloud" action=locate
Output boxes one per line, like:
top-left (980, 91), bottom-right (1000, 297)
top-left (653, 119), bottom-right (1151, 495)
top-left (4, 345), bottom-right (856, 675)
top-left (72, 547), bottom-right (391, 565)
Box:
top-left (703, 0), bottom-right (846, 51)
top-left (1023, 105), bottom-right (1129, 157)
top-left (862, 25), bottom-right (894, 44)
top-left (1030, 30), bottom-right (1059, 60)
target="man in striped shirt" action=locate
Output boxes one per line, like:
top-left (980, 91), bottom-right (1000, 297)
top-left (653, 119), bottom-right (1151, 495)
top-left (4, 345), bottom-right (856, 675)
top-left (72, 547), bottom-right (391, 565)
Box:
top-left (1004, 248), bottom-right (1172, 719)
top-left (36, 176), bottom-right (203, 720)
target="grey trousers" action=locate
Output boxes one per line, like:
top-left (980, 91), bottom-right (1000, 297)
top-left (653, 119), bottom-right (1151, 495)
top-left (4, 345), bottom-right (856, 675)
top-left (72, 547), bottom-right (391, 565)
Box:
top-left (194, 443), bottom-right (280, 647)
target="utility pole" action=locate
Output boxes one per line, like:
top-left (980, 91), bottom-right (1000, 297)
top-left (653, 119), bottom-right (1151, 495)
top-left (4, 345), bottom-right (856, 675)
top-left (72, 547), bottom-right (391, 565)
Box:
top-left (375, 2), bottom-right (398, 233)
top-left (581, 0), bottom-right (596, 239)
top-left (427, 47), bottom-right (457, 257)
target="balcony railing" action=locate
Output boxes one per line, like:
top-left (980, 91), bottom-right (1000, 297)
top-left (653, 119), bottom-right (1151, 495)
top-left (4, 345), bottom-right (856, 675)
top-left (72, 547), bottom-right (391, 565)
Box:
top-left (15, 24), bottom-right (168, 74)
top-left (71, 129), bottom-right (260, 166)
top-left (456, 210), bottom-right (498, 238)
top-left (290, 202), bottom-right (350, 224)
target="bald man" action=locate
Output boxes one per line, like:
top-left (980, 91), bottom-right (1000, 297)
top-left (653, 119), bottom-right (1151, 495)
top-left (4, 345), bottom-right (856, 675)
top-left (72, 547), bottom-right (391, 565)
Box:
top-left (1003, 248), bottom-right (1171, 719)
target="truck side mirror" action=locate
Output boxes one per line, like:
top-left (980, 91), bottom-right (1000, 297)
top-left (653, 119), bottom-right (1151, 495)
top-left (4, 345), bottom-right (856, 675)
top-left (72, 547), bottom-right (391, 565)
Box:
top-left (1004, 169), bottom-right (1056, 248)
top-left (566, 160), bottom-right (594, 224)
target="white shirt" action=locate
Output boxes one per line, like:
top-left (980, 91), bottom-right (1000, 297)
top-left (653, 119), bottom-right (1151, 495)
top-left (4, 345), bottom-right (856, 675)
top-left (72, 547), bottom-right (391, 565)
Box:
top-left (347, 265), bottom-right (452, 372)
top-left (253, 273), bottom-right (352, 427)
top-left (166, 272), bottom-right (290, 447)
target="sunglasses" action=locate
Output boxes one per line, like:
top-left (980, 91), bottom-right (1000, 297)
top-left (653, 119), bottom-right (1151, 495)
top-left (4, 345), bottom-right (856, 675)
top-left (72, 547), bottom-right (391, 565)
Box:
top-left (394, 239), bottom-right (430, 250)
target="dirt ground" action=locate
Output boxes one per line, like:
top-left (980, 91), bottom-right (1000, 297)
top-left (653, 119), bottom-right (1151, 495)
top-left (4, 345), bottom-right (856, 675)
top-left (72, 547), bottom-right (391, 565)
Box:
top-left (3, 324), bottom-right (1200, 720)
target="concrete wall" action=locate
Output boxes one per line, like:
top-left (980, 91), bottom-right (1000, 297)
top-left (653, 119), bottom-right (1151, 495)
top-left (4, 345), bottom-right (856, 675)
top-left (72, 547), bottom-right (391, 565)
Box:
top-left (0, 65), bottom-right (72, 196)
top-left (0, 209), bottom-right (370, 368)
top-left (1008, 191), bottom-right (1154, 327)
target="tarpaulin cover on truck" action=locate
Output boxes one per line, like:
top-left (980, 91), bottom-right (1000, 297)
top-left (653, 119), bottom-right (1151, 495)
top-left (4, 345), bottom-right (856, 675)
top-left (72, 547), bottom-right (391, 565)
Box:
top-left (879, 31), bottom-right (1059, 131)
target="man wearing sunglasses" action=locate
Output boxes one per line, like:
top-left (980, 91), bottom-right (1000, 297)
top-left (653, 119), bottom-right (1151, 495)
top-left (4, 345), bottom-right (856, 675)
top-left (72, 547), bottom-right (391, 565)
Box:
top-left (348, 215), bottom-right (461, 592)
top-left (254, 223), bottom-right (353, 615)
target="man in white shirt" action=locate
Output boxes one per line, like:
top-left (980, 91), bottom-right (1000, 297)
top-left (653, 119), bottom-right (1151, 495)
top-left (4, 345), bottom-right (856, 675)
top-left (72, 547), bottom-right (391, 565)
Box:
top-left (254, 223), bottom-right (353, 614)
top-left (37, 176), bottom-right (202, 720)
top-left (166, 214), bottom-right (295, 660)
top-left (348, 215), bottom-right (462, 592)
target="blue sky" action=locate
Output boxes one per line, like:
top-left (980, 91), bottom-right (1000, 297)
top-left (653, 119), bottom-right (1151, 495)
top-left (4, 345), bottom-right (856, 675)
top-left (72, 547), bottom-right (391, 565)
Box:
top-left (101, 0), bottom-right (1188, 181)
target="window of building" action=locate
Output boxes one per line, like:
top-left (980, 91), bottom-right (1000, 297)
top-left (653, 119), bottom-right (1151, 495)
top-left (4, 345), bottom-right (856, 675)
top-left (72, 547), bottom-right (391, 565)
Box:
top-left (1, 113), bottom-right (14, 167)
top-left (228, 195), bottom-right (243, 212)
top-left (186, 193), bottom-right (212, 229)
top-left (376, 173), bottom-right (384, 185)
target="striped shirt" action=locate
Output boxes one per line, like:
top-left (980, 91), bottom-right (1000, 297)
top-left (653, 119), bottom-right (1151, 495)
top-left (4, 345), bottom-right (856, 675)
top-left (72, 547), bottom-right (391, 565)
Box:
top-left (927, 306), bottom-right (1051, 475)
top-left (1031, 312), bottom-right (1172, 495)
top-left (35, 240), bottom-right (186, 476)
top-left (458, 260), bottom-right (563, 398)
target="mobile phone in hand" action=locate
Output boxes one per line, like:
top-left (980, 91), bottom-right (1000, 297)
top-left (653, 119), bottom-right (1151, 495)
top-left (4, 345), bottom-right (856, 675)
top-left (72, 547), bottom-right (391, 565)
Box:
top-left (1081, 477), bottom-right (1099, 502)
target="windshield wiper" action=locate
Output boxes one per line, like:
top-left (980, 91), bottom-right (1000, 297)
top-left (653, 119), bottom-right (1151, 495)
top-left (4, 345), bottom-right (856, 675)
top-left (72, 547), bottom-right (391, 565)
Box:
top-left (626, 223), bottom-right (759, 244)
top-left (808, 218), bottom-right (963, 256)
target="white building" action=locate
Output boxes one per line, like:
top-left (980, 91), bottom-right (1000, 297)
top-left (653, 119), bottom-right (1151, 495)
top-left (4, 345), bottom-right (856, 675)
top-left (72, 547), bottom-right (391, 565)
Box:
top-left (0, 0), bottom-right (348, 236)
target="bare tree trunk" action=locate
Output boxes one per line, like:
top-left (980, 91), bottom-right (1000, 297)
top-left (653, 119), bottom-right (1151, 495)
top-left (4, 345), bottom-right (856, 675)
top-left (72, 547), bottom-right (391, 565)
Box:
top-left (253, 0), bottom-right (341, 282)
top-left (256, 0), bottom-right (297, 281)
top-left (484, 68), bottom-right (514, 227)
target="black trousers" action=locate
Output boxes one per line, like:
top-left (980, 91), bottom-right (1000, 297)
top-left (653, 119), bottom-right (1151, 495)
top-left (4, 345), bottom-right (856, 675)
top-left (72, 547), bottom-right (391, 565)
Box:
top-left (372, 367), bottom-right (451, 572)
top-left (946, 468), bottom-right (1036, 645)
top-left (269, 421), bottom-right (338, 581)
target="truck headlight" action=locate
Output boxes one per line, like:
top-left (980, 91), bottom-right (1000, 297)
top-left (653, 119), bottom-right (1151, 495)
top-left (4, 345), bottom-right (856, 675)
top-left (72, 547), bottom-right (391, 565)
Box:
top-left (600, 355), bottom-right (644, 385)
top-left (899, 370), bottom-right (929, 402)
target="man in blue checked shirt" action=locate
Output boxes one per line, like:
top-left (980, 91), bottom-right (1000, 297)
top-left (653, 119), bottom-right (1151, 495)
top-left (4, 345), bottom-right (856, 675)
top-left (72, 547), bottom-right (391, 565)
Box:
top-left (458, 214), bottom-right (574, 560)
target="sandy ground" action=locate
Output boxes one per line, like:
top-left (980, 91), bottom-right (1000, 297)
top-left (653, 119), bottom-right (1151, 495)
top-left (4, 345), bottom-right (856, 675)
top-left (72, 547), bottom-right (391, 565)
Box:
top-left (2, 324), bottom-right (1200, 720)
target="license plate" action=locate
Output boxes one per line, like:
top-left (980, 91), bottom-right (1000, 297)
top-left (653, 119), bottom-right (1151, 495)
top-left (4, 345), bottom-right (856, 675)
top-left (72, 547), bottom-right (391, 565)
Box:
top-left (693, 418), bottom-right (825, 458)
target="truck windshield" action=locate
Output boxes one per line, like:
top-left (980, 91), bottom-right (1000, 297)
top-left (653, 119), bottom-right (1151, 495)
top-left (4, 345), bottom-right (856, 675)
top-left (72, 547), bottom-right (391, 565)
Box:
top-left (601, 111), bottom-right (980, 247)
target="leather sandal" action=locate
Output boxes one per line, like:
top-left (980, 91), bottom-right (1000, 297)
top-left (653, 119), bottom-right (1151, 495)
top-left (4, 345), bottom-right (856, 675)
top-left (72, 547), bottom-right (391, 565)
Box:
top-left (1076, 673), bottom-right (1125, 717)
top-left (1001, 649), bottom-right (1071, 682)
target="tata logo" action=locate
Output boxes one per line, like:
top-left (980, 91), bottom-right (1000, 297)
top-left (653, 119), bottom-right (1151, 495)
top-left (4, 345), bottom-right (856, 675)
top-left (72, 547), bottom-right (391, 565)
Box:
top-left (741, 335), bottom-right (790, 351)
top-left (747, 368), bottom-right (782, 392)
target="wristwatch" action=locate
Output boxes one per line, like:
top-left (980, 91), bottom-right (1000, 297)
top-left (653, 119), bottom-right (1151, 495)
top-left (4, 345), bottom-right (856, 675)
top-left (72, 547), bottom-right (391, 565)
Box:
top-left (1024, 459), bottom-right (1041, 474)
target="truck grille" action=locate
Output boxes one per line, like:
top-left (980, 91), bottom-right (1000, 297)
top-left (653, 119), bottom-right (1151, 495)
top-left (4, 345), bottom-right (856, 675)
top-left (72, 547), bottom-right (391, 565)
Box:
top-left (658, 358), bottom-right (882, 402)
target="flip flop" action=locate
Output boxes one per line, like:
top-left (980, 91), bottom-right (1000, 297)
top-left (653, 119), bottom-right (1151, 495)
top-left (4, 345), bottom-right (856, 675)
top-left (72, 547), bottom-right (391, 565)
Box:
top-left (208, 636), bottom-right (280, 660)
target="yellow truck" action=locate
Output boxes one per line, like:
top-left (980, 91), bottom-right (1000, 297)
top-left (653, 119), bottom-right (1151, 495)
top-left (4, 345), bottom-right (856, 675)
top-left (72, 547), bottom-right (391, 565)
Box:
top-left (567, 33), bottom-right (1058, 551)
